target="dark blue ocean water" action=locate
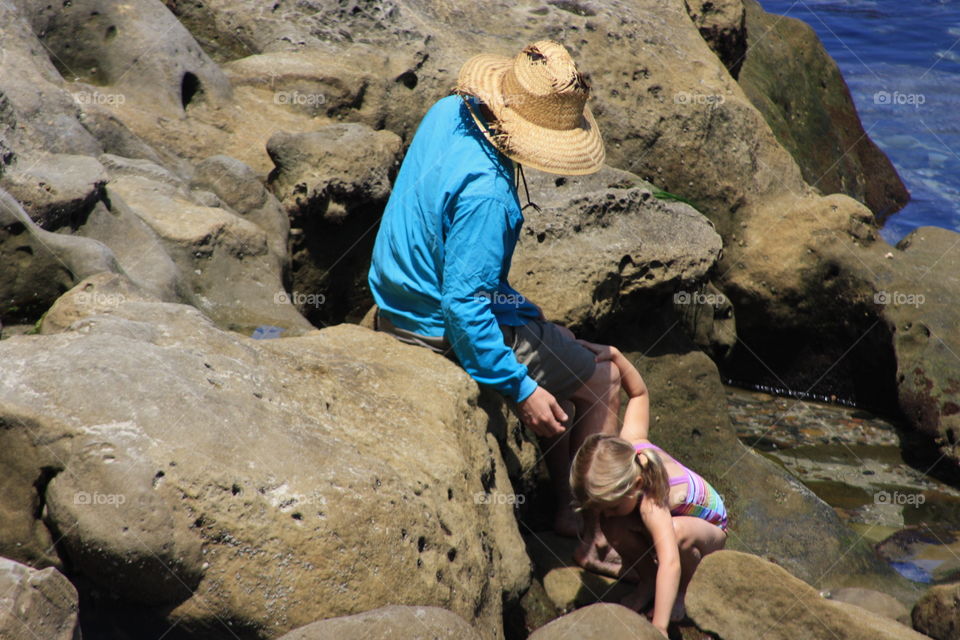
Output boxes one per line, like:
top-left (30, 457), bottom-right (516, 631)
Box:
top-left (759, 0), bottom-right (960, 243)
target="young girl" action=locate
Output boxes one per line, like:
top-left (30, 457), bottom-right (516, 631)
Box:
top-left (570, 340), bottom-right (728, 638)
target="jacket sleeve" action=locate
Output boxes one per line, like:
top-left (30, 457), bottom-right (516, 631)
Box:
top-left (441, 196), bottom-right (538, 403)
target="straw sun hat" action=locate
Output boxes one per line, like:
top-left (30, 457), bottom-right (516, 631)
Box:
top-left (456, 40), bottom-right (605, 176)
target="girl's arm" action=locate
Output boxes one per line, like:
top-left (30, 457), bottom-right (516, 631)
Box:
top-left (640, 499), bottom-right (680, 638)
top-left (576, 340), bottom-right (651, 442)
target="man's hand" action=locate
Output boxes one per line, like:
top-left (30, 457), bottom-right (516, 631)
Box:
top-left (518, 386), bottom-right (568, 437)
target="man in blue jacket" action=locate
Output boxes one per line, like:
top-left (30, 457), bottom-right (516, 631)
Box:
top-left (368, 40), bottom-right (620, 575)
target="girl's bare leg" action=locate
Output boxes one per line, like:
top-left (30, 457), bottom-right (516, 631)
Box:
top-left (671, 516), bottom-right (727, 620)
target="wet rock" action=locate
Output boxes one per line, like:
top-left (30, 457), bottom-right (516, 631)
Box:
top-left (274, 605), bottom-right (482, 640)
top-left (504, 578), bottom-right (561, 638)
top-left (684, 0), bottom-right (747, 77)
top-left (826, 587), bottom-right (912, 626)
top-left (738, 0), bottom-right (909, 219)
top-left (687, 551), bottom-right (929, 640)
top-left (912, 582), bottom-right (960, 640)
top-left (0, 557), bottom-right (80, 640)
top-left (527, 603), bottom-right (663, 640)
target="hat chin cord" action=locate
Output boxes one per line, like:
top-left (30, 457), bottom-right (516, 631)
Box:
top-left (456, 92), bottom-right (541, 214)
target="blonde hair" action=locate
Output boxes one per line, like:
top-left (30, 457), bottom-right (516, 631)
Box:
top-left (570, 434), bottom-right (670, 512)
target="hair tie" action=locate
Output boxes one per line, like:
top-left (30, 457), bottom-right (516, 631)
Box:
top-left (636, 451), bottom-right (649, 468)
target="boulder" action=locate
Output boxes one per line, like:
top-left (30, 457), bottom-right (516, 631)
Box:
top-left (0, 276), bottom-right (529, 638)
top-left (0, 3), bottom-right (103, 162)
top-left (524, 532), bottom-right (632, 613)
top-left (103, 174), bottom-right (312, 334)
top-left (267, 123), bottom-right (402, 326)
top-left (683, 0), bottom-right (747, 77)
top-left (514, 167), bottom-right (723, 334)
top-left (738, 0), bottom-right (909, 220)
top-left (0, 188), bottom-right (121, 324)
top-left (274, 605), bottom-right (482, 640)
top-left (266, 124), bottom-right (402, 219)
top-left (0, 557), bottom-right (80, 640)
top-left (527, 603), bottom-right (663, 640)
top-left (687, 551), bottom-right (928, 640)
top-left (17, 0), bottom-right (232, 115)
top-left (0, 153), bottom-right (107, 229)
top-left (191, 155), bottom-right (290, 261)
top-left (912, 582), bottom-right (960, 640)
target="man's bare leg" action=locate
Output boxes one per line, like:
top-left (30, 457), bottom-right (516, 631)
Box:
top-left (566, 360), bottom-right (622, 575)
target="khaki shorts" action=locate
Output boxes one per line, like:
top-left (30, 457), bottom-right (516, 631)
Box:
top-left (374, 308), bottom-right (596, 401)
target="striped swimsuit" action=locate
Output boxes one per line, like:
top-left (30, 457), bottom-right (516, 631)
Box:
top-left (635, 442), bottom-right (728, 531)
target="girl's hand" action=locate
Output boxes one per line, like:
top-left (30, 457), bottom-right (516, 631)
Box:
top-left (576, 339), bottom-right (618, 362)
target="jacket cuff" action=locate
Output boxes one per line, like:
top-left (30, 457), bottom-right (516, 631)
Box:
top-left (515, 375), bottom-right (539, 403)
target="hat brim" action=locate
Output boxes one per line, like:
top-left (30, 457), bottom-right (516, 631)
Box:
top-left (457, 53), bottom-right (606, 176)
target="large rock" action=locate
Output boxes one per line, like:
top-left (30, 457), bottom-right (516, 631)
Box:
top-left (912, 582), bottom-right (960, 640)
top-left (687, 551), bottom-right (928, 640)
top-left (0, 188), bottom-right (121, 324)
top-left (266, 123), bottom-right (402, 325)
top-left (826, 588), bottom-right (912, 626)
top-left (0, 557), bottom-right (80, 640)
top-left (738, 0), bottom-right (909, 219)
top-left (274, 605), bottom-right (482, 640)
top-left (102, 173), bottom-right (312, 334)
top-left (683, 0), bottom-right (747, 77)
top-left (527, 603), bottom-right (663, 640)
top-left (0, 2), bottom-right (103, 163)
top-left (0, 153), bottom-right (107, 229)
top-left (191, 155), bottom-right (291, 262)
top-left (515, 166), bottom-right (722, 333)
top-left (0, 276), bottom-right (529, 639)
top-left (16, 0), bottom-right (232, 115)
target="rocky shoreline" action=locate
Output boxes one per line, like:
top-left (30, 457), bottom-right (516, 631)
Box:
top-left (2, 0), bottom-right (960, 638)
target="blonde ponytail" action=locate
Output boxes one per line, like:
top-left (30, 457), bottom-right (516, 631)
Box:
top-left (635, 448), bottom-right (670, 508)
